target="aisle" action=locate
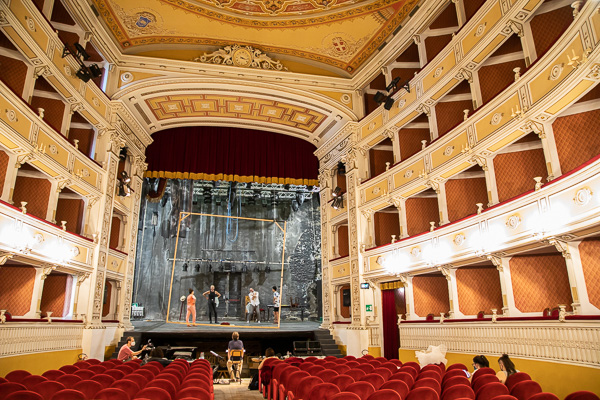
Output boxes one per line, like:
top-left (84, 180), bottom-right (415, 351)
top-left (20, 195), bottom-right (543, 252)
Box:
top-left (214, 379), bottom-right (264, 400)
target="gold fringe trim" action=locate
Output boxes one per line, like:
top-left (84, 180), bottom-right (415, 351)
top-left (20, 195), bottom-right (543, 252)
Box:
top-left (144, 170), bottom-right (319, 187)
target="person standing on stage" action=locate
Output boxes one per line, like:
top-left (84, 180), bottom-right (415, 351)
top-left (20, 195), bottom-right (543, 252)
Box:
top-left (203, 284), bottom-right (221, 324)
top-left (186, 288), bottom-right (196, 327)
top-left (247, 288), bottom-right (260, 323)
top-left (272, 286), bottom-right (280, 324)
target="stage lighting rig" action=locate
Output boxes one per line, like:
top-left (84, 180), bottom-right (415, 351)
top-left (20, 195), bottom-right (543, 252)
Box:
top-left (373, 91), bottom-right (386, 104)
top-left (332, 186), bottom-right (342, 197)
top-left (337, 161), bottom-right (346, 175)
top-left (386, 76), bottom-right (401, 92)
top-left (117, 171), bottom-right (132, 197)
top-left (62, 42), bottom-right (103, 83)
top-left (182, 263), bottom-right (188, 272)
top-left (331, 195), bottom-right (344, 210)
top-left (384, 97), bottom-right (395, 110)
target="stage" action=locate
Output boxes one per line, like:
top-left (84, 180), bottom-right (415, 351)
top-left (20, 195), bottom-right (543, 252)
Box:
top-left (131, 320), bottom-right (321, 333)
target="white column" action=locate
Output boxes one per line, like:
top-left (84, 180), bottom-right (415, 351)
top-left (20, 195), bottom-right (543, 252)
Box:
top-left (72, 273), bottom-right (90, 317)
top-left (484, 157), bottom-right (500, 206)
top-left (414, 35), bottom-right (427, 67)
top-left (439, 267), bottom-right (464, 318)
top-left (403, 276), bottom-right (416, 320)
top-left (453, 0), bottom-right (466, 27)
top-left (1, 153), bottom-right (19, 204)
top-left (32, 265), bottom-right (55, 318)
top-left (332, 225), bottom-right (340, 258)
top-left (520, 21), bottom-right (537, 67)
top-left (470, 70), bottom-right (484, 109)
top-left (436, 182), bottom-right (449, 226)
top-left (428, 106), bottom-right (439, 141)
top-left (538, 123), bottom-right (562, 181)
top-left (46, 180), bottom-right (60, 224)
top-left (490, 255), bottom-right (522, 316)
top-left (393, 198), bottom-right (408, 239)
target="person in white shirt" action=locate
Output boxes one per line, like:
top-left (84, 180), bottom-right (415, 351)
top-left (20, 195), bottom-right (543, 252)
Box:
top-left (272, 286), bottom-right (280, 324)
top-left (247, 288), bottom-right (260, 323)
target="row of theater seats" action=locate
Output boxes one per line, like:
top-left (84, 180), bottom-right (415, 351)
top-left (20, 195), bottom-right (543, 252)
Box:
top-left (0, 357), bottom-right (213, 400)
top-left (259, 355), bottom-right (599, 400)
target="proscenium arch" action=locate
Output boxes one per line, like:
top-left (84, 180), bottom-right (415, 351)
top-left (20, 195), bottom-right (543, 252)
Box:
top-left (112, 77), bottom-right (359, 145)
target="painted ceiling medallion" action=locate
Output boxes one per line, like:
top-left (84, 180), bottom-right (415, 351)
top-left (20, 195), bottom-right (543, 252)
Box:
top-left (192, 45), bottom-right (287, 70)
top-left (573, 187), bottom-right (592, 206)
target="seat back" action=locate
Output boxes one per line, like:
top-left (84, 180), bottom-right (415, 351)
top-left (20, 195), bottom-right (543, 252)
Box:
top-left (41, 370), bottom-right (65, 380)
top-left (5, 370), bottom-right (32, 383)
top-left (315, 369), bottom-right (338, 382)
top-left (177, 387), bottom-right (211, 400)
top-left (475, 382), bottom-right (509, 400)
top-left (442, 376), bottom-right (470, 391)
top-left (345, 381), bottom-right (376, 399)
top-left (329, 393), bottom-right (361, 400)
top-left (446, 363), bottom-right (468, 372)
top-left (146, 378), bottom-right (177, 399)
top-left (510, 380), bottom-right (542, 400)
top-left (472, 368), bottom-right (495, 382)
top-left (5, 391), bottom-right (43, 400)
top-left (306, 383), bottom-right (340, 400)
top-left (94, 388), bottom-right (132, 400)
top-left (441, 384), bottom-right (475, 400)
top-left (49, 389), bottom-right (85, 400)
top-left (406, 387), bottom-right (439, 400)
top-left (285, 371), bottom-right (311, 397)
top-left (505, 373), bottom-right (532, 391)
top-left (389, 371), bottom-right (414, 388)
top-left (294, 376), bottom-right (324, 400)
top-left (413, 377), bottom-right (441, 395)
top-left (367, 389), bottom-right (401, 400)
top-left (72, 380), bottom-right (103, 398)
top-left (472, 374), bottom-right (499, 393)
top-left (32, 381), bottom-right (66, 400)
top-left (359, 373), bottom-right (385, 390)
top-left (564, 391), bottom-right (600, 400)
top-left (344, 369), bottom-right (366, 381)
top-left (330, 374), bottom-right (355, 392)
top-left (380, 380), bottom-right (410, 399)
top-left (55, 375), bottom-right (81, 389)
top-left (0, 383), bottom-right (28, 400)
top-left (372, 367), bottom-right (392, 381)
top-left (111, 379), bottom-right (141, 398)
top-left (22, 376), bottom-right (48, 390)
top-left (528, 393), bottom-right (560, 400)
top-left (419, 370), bottom-right (442, 382)
top-left (135, 387), bottom-right (171, 400)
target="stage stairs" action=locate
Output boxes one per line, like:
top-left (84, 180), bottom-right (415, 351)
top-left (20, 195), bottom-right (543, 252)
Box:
top-left (314, 329), bottom-right (343, 358)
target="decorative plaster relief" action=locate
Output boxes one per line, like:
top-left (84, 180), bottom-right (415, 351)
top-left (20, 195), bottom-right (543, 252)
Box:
top-left (573, 187), bottom-right (592, 206)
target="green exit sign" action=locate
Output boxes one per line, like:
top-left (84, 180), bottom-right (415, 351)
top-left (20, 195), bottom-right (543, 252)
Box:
top-left (366, 304), bottom-right (373, 312)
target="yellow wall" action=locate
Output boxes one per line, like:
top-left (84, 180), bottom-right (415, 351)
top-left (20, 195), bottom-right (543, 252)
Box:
top-left (398, 349), bottom-right (600, 398)
top-left (104, 345), bottom-right (116, 361)
top-left (368, 346), bottom-right (381, 358)
top-left (0, 349), bottom-right (82, 377)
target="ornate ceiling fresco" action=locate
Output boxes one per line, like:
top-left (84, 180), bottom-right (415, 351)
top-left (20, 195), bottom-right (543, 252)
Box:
top-left (91, 0), bottom-right (420, 76)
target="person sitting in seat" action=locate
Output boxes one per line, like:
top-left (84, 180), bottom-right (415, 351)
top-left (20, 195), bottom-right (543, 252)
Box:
top-left (143, 347), bottom-right (171, 367)
top-left (118, 336), bottom-right (147, 361)
top-left (227, 331), bottom-right (245, 381)
top-left (497, 354), bottom-right (518, 384)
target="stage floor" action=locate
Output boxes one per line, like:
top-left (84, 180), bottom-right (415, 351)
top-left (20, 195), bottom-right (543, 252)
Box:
top-left (131, 320), bottom-right (321, 333)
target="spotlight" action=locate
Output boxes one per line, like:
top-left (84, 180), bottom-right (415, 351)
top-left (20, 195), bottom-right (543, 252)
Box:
top-left (337, 161), bottom-right (346, 175)
top-left (89, 64), bottom-right (102, 78)
top-left (119, 147), bottom-right (128, 161)
top-left (403, 83), bottom-right (411, 93)
top-left (121, 171), bottom-right (131, 184)
top-left (182, 263), bottom-right (188, 272)
top-left (332, 186), bottom-right (342, 197)
top-left (75, 67), bottom-right (92, 82)
top-left (386, 76), bottom-right (401, 92)
top-left (194, 264), bottom-right (200, 273)
top-left (384, 96), bottom-right (395, 110)
top-left (74, 43), bottom-right (90, 60)
top-left (331, 196), bottom-right (344, 210)
top-left (374, 91), bottom-right (386, 104)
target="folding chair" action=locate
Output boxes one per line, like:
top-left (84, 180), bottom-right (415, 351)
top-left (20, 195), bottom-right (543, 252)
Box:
top-left (229, 349), bottom-right (244, 384)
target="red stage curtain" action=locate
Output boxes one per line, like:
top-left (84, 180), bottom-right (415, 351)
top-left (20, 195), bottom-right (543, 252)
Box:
top-left (382, 289), bottom-right (400, 359)
top-left (144, 126), bottom-right (319, 185)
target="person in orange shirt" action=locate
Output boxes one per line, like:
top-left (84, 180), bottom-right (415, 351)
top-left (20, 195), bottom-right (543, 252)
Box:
top-left (186, 288), bottom-right (196, 326)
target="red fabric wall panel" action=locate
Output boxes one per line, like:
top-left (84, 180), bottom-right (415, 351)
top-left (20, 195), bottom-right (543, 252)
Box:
top-left (478, 59), bottom-right (527, 105)
top-left (398, 128), bottom-right (430, 161)
top-left (30, 96), bottom-right (66, 133)
top-left (493, 149), bottom-right (547, 203)
top-left (552, 109), bottom-right (600, 174)
top-left (530, 6), bottom-right (574, 59)
top-left (509, 254), bottom-right (572, 313)
top-left (425, 35), bottom-right (453, 62)
top-left (0, 55), bottom-right (29, 98)
top-left (55, 198), bottom-right (85, 235)
top-left (577, 238), bottom-right (600, 309)
top-left (340, 284), bottom-right (350, 318)
top-left (405, 197), bottom-right (439, 236)
top-left (337, 225), bottom-right (349, 258)
top-left (12, 176), bottom-right (51, 220)
top-left (445, 178), bottom-right (488, 222)
top-left (374, 211), bottom-right (400, 246)
top-left (369, 149), bottom-right (394, 178)
top-left (145, 127), bottom-right (319, 184)
top-left (429, 3), bottom-right (458, 29)
top-left (396, 43), bottom-right (420, 63)
top-left (0, 266), bottom-right (36, 316)
top-left (435, 100), bottom-right (473, 138)
top-left (102, 281), bottom-right (112, 318)
top-left (464, 0), bottom-right (486, 21)
top-left (40, 274), bottom-right (68, 317)
top-left (0, 150), bottom-right (9, 195)
top-left (109, 216), bottom-right (121, 249)
top-left (68, 128), bottom-right (95, 158)
top-left (413, 275), bottom-right (449, 316)
top-left (456, 267), bottom-right (503, 315)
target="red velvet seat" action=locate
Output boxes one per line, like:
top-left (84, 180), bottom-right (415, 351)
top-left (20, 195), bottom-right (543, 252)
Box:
top-left (406, 387), bottom-right (439, 400)
top-left (475, 382), bottom-right (509, 400)
top-left (315, 369), bottom-right (339, 382)
top-left (380, 363), bottom-right (400, 374)
top-left (345, 361), bottom-right (360, 368)
top-left (128, 372), bottom-right (150, 389)
top-left (32, 381), bottom-right (66, 400)
top-left (389, 372), bottom-right (414, 388)
top-left (313, 359), bottom-right (327, 366)
top-left (72, 380), bottom-right (103, 399)
top-left (389, 360), bottom-right (403, 368)
top-left (105, 369), bottom-right (127, 381)
top-left (402, 362), bottom-right (420, 372)
top-left (361, 355), bottom-right (375, 360)
top-left (324, 362), bottom-right (338, 369)
top-left (368, 361), bottom-right (382, 369)
top-left (94, 388), bottom-right (131, 400)
top-left (185, 372), bottom-right (211, 382)
top-left (472, 375), bottom-right (500, 393)
top-left (372, 367), bottom-right (392, 381)
top-left (505, 373), bottom-right (532, 392)
top-left (55, 374), bottom-right (82, 389)
top-left (443, 370), bottom-right (469, 384)
top-left (49, 389), bottom-right (85, 400)
top-left (146, 378), bottom-right (178, 399)
top-left (90, 374), bottom-right (116, 387)
top-left (145, 361), bottom-right (165, 371)
top-left (564, 392), bottom-right (600, 400)
top-left (414, 377), bottom-right (442, 395)
top-left (399, 366), bottom-right (418, 380)
top-left (277, 366), bottom-right (302, 400)
top-left (73, 369), bottom-right (95, 380)
top-left (355, 359), bottom-right (370, 365)
top-left (22, 376), bottom-right (48, 390)
top-left (141, 365), bottom-right (161, 377)
top-left (116, 364), bottom-right (136, 374)
top-left (86, 359), bottom-right (102, 365)
top-left (443, 376), bottom-right (471, 391)
top-left (422, 365), bottom-right (442, 374)
top-left (306, 383), bottom-right (340, 400)
top-left (59, 366), bottom-right (79, 374)
top-left (134, 387), bottom-right (171, 400)
top-left (177, 387), bottom-right (211, 400)
top-left (41, 370), bottom-right (65, 380)
top-left (5, 391), bottom-right (43, 400)
top-left (472, 368), bottom-right (496, 383)
top-left (298, 363), bottom-right (314, 372)
top-left (528, 394), bottom-right (559, 400)
top-left (442, 384), bottom-right (475, 400)
top-left (344, 369), bottom-right (366, 381)
top-left (380, 379), bottom-right (410, 399)
top-left (112, 379), bottom-right (142, 398)
top-left (345, 381), bottom-right (376, 400)
top-left (510, 381), bottom-right (542, 400)
top-left (329, 393), bottom-right (361, 400)
top-left (158, 371), bottom-right (183, 385)
top-left (446, 364), bottom-right (468, 372)
top-left (359, 374), bottom-right (385, 390)
top-left (0, 382), bottom-right (28, 400)
top-left (489, 396), bottom-right (518, 400)
top-left (285, 371), bottom-right (311, 399)
top-left (290, 376), bottom-right (323, 400)
top-left (419, 370), bottom-right (442, 382)
top-left (272, 365), bottom-right (299, 400)
top-left (375, 357), bottom-right (388, 363)
top-left (367, 389), bottom-right (401, 400)
top-left (333, 365), bottom-right (351, 374)
top-left (87, 365), bottom-right (107, 375)
top-left (306, 365), bottom-right (326, 376)
top-left (355, 364), bottom-right (375, 374)
top-left (132, 369), bottom-right (156, 381)
top-left (5, 370), bottom-right (32, 383)
top-left (330, 375), bottom-right (355, 392)
top-left (73, 361), bottom-right (90, 369)
top-left (342, 356), bottom-right (356, 361)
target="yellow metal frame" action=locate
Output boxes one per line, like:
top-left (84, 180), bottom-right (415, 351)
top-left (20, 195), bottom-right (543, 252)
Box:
top-left (166, 212), bottom-right (287, 330)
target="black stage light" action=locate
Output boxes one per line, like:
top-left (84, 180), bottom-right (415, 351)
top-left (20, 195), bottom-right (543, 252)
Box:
top-left (384, 96), bottom-right (395, 110)
top-left (182, 263), bottom-right (188, 272)
top-left (386, 76), bottom-right (401, 92)
top-left (374, 91), bottom-right (386, 104)
top-left (119, 147), bottom-right (128, 161)
top-left (117, 182), bottom-right (127, 197)
top-left (75, 67), bottom-right (92, 82)
top-left (337, 161), bottom-right (346, 175)
top-left (332, 186), bottom-right (342, 197)
top-left (403, 83), bottom-right (411, 93)
top-left (74, 43), bottom-right (90, 60)
top-left (89, 63), bottom-right (102, 78)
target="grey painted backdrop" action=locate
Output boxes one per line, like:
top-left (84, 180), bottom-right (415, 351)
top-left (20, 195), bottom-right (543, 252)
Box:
top-left (133, 179), bottom-right (322, 322)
